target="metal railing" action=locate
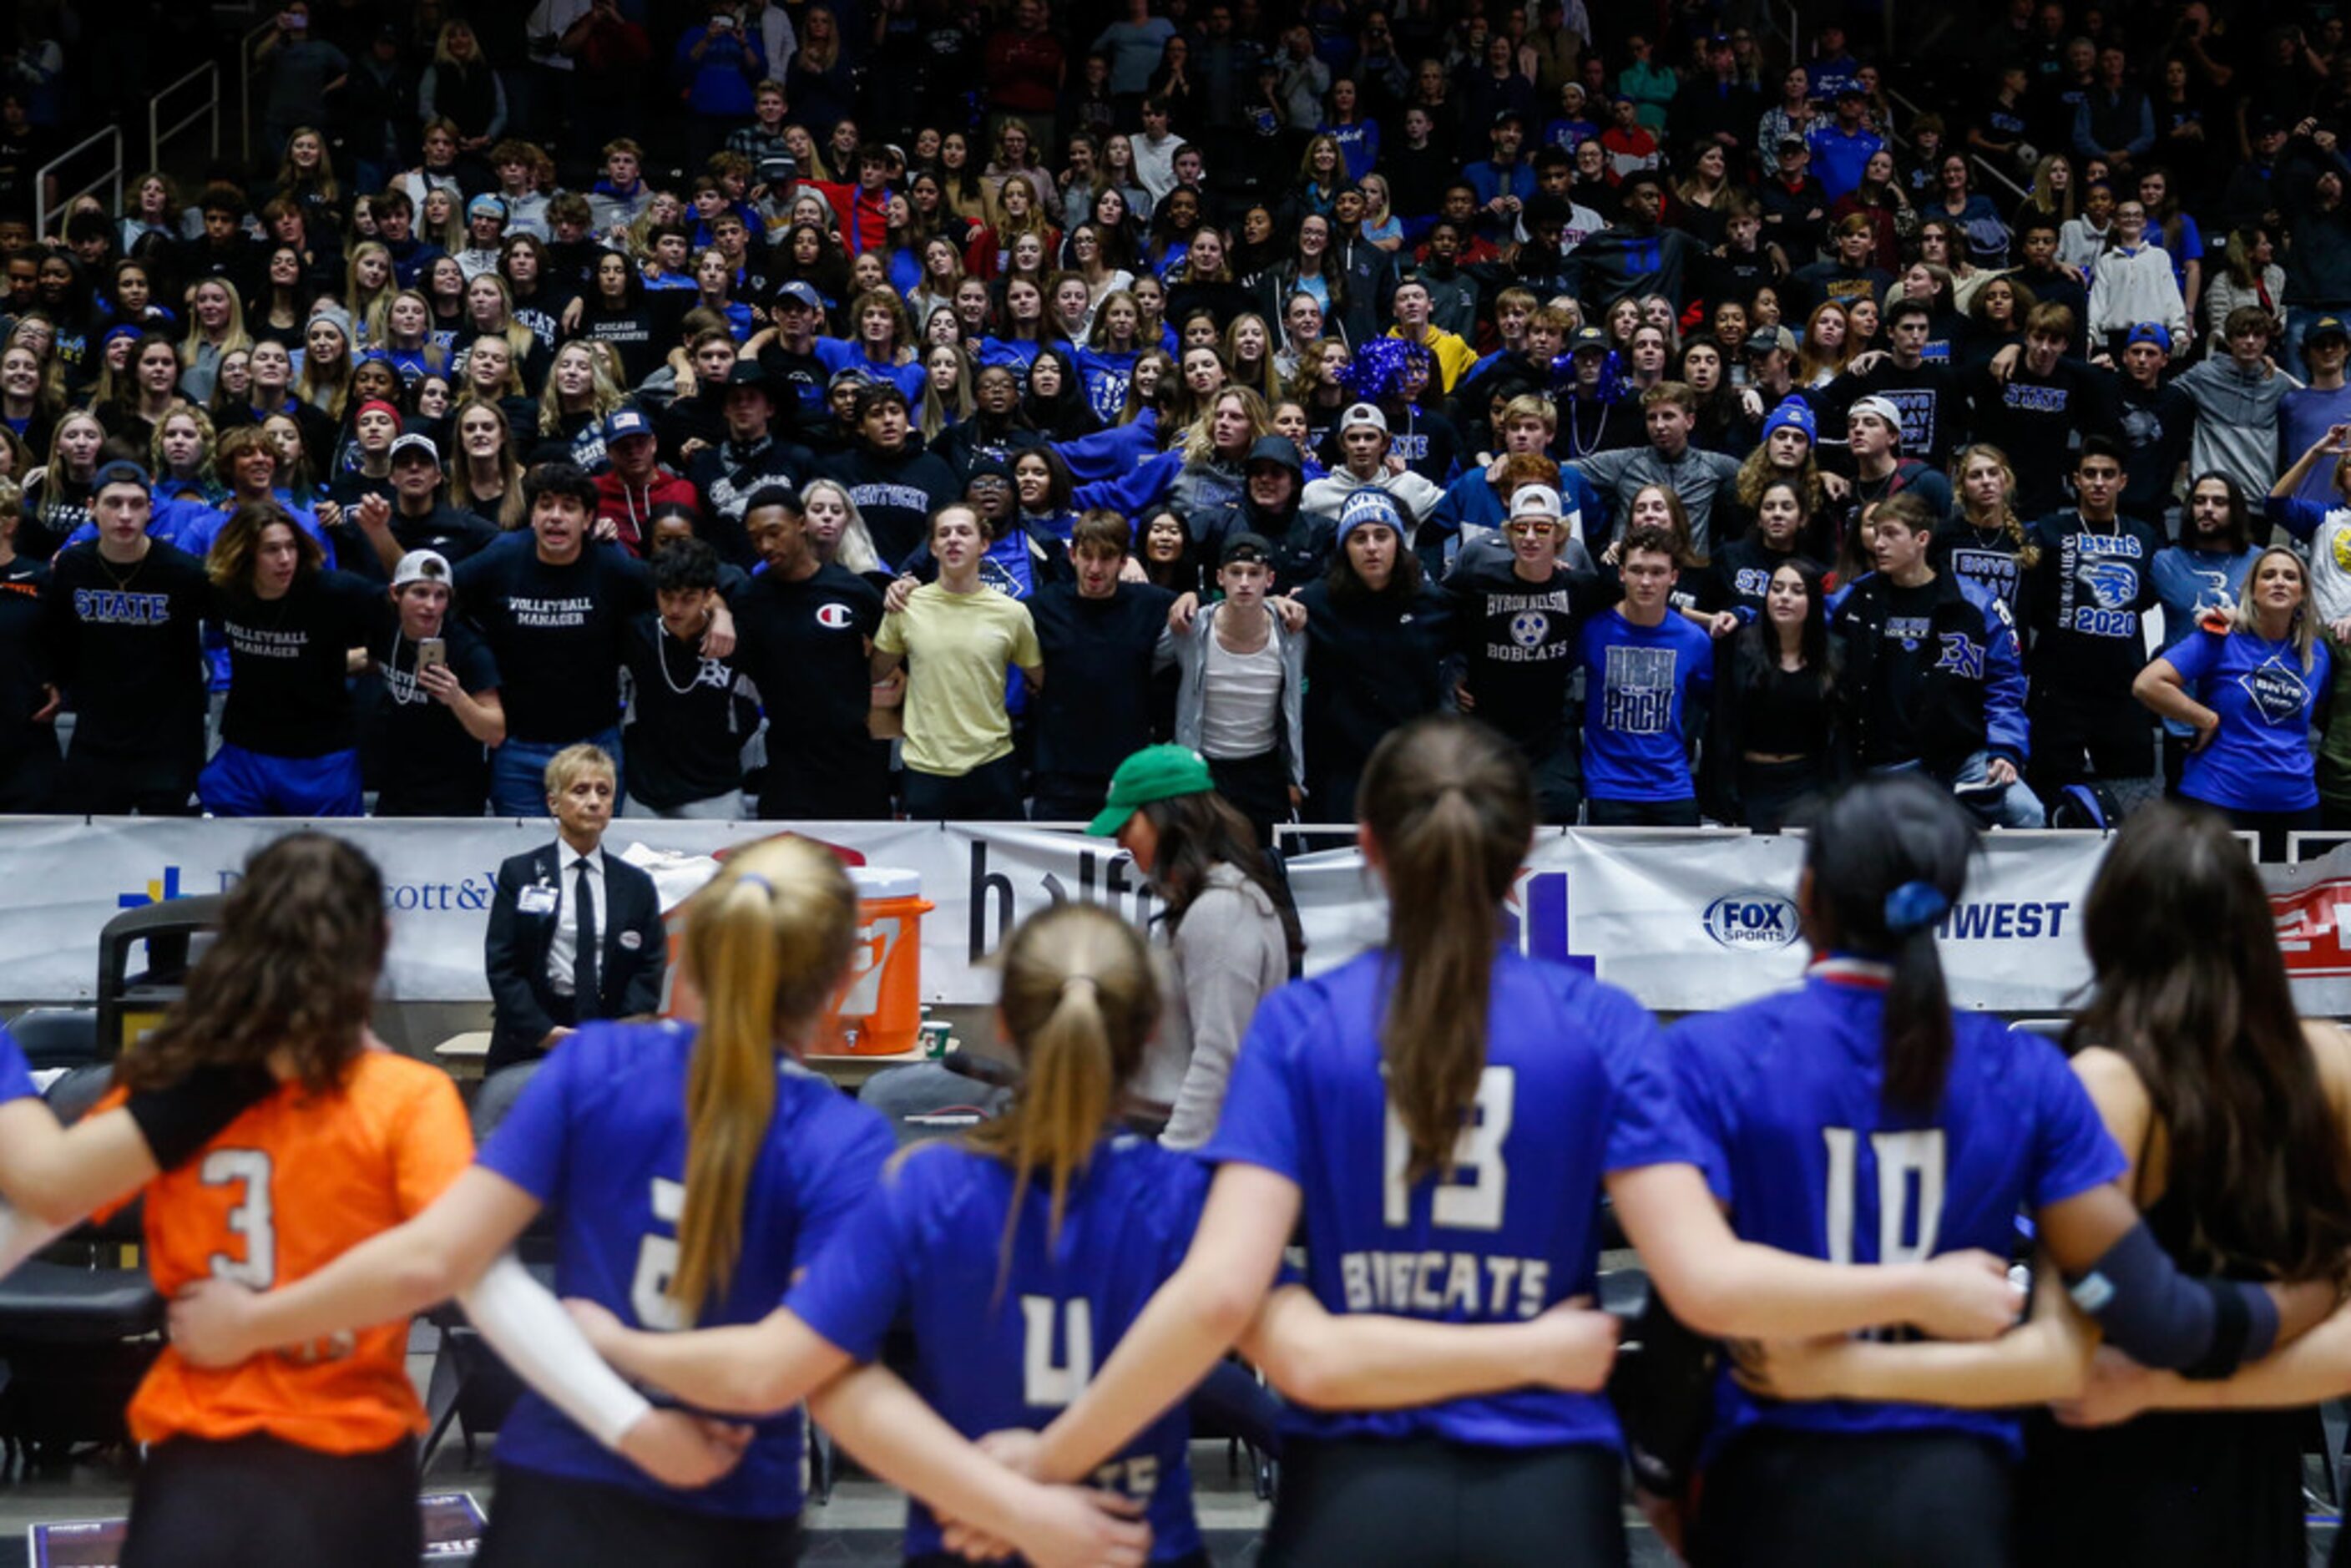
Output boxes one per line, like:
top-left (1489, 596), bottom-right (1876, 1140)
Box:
top-left (149, 60), bottom-right (222, 169)
top-left (32, 124), bottom-right (123, 238)
top-left (236, 16), bottom-right (276, 165)
top-left (1886, 84), bottom-right (2030, 205)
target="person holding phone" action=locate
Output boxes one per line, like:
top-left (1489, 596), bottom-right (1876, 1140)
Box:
top-left (366, 549), bottom-right (506, 817)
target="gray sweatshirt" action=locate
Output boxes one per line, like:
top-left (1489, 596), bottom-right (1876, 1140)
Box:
top-left (1147, 862), bottom-right (1292, 1149)
top-left (2175, 356), bottom-right (2302, 508)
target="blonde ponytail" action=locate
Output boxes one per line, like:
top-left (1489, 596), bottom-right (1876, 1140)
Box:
top-left (670, 837), bottom-right (859, 1318)
top-left (972, 904), bottom-right (1160, 1292)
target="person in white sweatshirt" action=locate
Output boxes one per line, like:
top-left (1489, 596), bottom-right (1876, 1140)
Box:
top-left (1300, 401), bottom-right (1449, 529)
top-left (2086, 198), bottom-right (2191, 357)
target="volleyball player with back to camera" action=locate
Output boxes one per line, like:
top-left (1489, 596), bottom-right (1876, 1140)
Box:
top-left (568, 897), bottom-right (1641, 1568)
top-left (1679, 778), bottom-right (2338, 1568)
top-left (0, 834), bottom-right (732, 1568)
top-left (169, 836), bottom-right (1146, 1568)
top-left (1743, 800), bottom-right (2351, 1568)
top-left (971, 716), bottom-right (2029, 1568)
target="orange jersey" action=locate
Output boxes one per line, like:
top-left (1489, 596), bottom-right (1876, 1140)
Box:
top-left (97, 1050), bottom-right (473, 1454)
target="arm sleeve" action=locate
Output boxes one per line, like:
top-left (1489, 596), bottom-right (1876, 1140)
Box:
top-left (458, 1253), bottom-right (652, 1449)
top-left (2265, 494), bottom-right (2330, 543)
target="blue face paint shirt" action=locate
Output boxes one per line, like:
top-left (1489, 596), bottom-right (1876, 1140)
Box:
top-left (1668, 969), bottom-right (2124, 1460)
top-left (1202, 949), bottom-right (1701, 1449)
top-left (476, 1021), bottom-right (895, 1520)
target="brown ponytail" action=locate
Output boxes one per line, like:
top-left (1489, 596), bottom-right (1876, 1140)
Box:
top-left (1359, 718), bottom-right (1536, 1184)
top-left (970, 903), bottom-right (1159, 1292)
top-left (670, 836), bottom-right (859, 1318)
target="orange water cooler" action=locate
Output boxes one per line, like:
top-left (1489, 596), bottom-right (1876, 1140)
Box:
top-left (820, 867), bottom-right (935, 1055)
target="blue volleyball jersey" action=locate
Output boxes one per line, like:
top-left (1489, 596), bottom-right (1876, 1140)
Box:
top-left (787, 1136), bottom-right (1207, 1561)
top-left (1667, 969), bottom-right (2125, 1459)
top-left (476, 1020), bottom-right (894, 1519)
top-left (0, 1026), bottom-right (33, 1102)
top-left (1201, 948), bottom-right (1701, 1449)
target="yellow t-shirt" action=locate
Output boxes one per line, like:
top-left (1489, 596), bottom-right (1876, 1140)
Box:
top-left (1388, 325), bottom-right (1478, 392)
top-left (874, 583), bottom-right (1043, 776)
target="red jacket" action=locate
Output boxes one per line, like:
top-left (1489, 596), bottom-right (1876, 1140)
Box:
top-left (593, 468), bottom-right (701, 554)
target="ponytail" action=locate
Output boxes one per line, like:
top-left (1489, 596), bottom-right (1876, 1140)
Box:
top-left (1881, 883), bottom-right (1956, 1113)
top-left (1805, 776), bottom-right (1975, 1115)
top-left (1359, 718), bottom-right (1536, 1185)
top-left (973, 903), bottom-right (1158, 1295)
top-left (670, 837), bottom-right (859, 1318)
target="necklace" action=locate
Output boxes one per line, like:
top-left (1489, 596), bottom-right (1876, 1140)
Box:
top-left (94, 549), bottom-right (148, 593)
top-left (657, 625), bottom-right (710, 695)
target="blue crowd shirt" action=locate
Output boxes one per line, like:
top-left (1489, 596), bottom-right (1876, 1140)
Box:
top-left (476, 1020), bottom-right (894, 1519)
top-left (2162, 626), bottom-right (2329, 812)
top-left (1578, 607), bottom-right (1715, 802)
top-left (1668, 968), bottom-right (2124, 1460)
top-left (1202, 948), bottom-right (1701, 1450)
top-left (789, 1136), bottom-right (1208, 1561)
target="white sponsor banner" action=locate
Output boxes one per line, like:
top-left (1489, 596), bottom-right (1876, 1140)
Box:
top-left (1285, 827), bottom-right (2115, 1014)
top-left (10, 817), bottom-right (2351, 1015)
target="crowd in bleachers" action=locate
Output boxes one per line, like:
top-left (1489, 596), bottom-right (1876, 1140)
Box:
top-left (3, 0), bottom-right (2351, 842)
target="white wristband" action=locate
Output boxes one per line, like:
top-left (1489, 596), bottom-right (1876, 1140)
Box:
top-left (458, 1252), bottom-right (652, 1451)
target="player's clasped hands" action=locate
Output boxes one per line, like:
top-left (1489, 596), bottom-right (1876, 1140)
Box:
top-left (164, 1276), bottom-right (268, 1368)
top-left (933, 1429), bottom-right (1153, 1568)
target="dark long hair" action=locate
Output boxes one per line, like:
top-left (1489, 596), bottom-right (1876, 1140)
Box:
top-left (1732, 556), bottom-right (1831, 691)
top-left (120, 833), bottom-right (387, 1095)
top-left (1136, 792), bottom-right (1305, 962)
top-left (2073, 804), bottom-right (2351, 1282)
top-left (1360, 716), bottom-right (1535, 1182)
top-left (1803, 775), bottom-right (1976, 1113)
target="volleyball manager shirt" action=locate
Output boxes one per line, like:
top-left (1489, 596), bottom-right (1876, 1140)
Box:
top-left (477, 1020), bottom-right (896, 1519)
top-left (1202, 947), bottom-right (1701, 1449)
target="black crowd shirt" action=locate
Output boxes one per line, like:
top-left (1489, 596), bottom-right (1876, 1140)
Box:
top-left (1028, 582), bottom-right (1177, 778)
top-left (367, 619), bottom-right (499, 816)
top-left (1862, 578), bottom-right (1939, 766)
top-left (2024, 511), bottom-right (2165, 701)
top-left (817, 445), bottom-right (964, 570)
top-left (216, 570), bottom-right (388, 757)
top-left (1963, 358), bottom-right (2121, 518)
top-left (729, 563), bottom-right (886, 795)
top-left (330, 503), bottom-right (503, 586)
top-left (621, 613), bottom-right (761, 809)
top-left (43, 541), bottom-right (212, 770)
top-left (1449, 555), bottom-right (1609, 757)
top-left (453, 536), bottom-right (655, 744)
top-left (1708, 536), bottom-right (1815, 616)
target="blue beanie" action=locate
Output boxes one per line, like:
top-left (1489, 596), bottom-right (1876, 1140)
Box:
top-left (1336, 488), bottom-right (1405, 546)
top-left (1761, 397), bottom-right (1817, 445)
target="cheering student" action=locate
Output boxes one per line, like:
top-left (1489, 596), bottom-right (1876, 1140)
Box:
top-left (619, 539), bottom-right (761, 819)
top-left (993, 717), bottom-right (2029, 1566)
top-left (1161, 527), bottom-right (1309, 844)
top-left (728, 488), bottom-right (892, 820)
top-left (1730, 794), bottom-right (2350, 1568)
top-left (41, 462), bottom-right (213, 814)
top-left (167, 837), bottom-right (1149, 1568)
top-left (1026, 511), bottom-right (1178, 825)
top-left (365, 548), bottom-right (505, 817)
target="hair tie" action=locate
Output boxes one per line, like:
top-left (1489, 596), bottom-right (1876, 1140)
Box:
top-left (1059, 974), bottom-right (1100, 1002)
top-left (1883, 880), bottom-right (1949, 936)
top-left (736, 872), bottom-right (775, 898)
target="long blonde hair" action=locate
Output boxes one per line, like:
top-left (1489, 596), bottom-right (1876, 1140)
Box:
top-left (968, 904), bottom-right (1159, 1285)
top-left (669, 836), bottom-right (861, 1317)
top-left (2229, 545), bottom-right (2322, 674)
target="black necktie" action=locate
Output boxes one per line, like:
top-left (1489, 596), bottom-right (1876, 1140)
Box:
top-left (573, 859), bottom-right (599, 1017)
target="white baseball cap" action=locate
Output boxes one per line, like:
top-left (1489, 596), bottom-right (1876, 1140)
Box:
top-left (1339, 401), bottom-right (1388, 435)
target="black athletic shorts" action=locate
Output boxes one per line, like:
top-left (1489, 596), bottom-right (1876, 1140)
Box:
top-left (1690, 1426), bottom-right (2014, 1568)
top-left (120, 1433), bottom-right (419, 1568)
top-left (477, 1462), bottom-right (802, 1568)
top-left (1261, 1435), bottom-right (1625, 1568)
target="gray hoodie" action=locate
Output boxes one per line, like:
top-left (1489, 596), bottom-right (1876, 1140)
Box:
top-left (1146, 862), bottom-right (1292, 1148)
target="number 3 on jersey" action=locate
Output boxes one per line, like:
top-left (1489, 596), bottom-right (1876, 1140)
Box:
top-left (1383, 1066), bottom-right (1514, 1230)
top-left (202, 1149), bottom-right (276, 1287)
top-left (1823, 1128), bottom-right (1946, 1266)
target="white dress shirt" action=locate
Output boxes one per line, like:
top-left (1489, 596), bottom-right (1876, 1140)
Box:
top-left (545, 842), bottom-right (608, 998)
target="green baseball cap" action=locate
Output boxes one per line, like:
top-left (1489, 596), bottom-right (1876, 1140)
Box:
top-left (1086, 745), bottom-right (1216, 836)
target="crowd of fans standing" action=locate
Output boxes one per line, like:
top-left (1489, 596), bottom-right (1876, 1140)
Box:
top-left (3, 0), bottom-right (2351, 847)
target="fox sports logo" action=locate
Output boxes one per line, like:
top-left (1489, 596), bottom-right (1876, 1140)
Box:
top-left (1701, 893), bottom-right (1800, 950)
